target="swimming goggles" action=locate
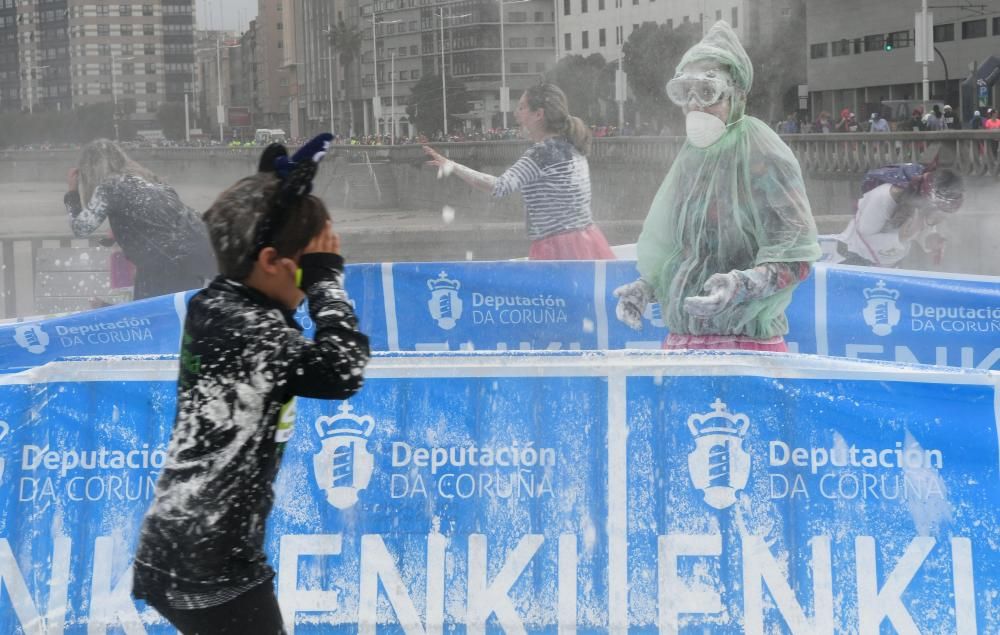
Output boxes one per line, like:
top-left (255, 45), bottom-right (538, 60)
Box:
top-left (666, 71), bottom-right (734, 107)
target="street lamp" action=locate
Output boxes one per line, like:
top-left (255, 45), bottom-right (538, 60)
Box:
top-left (435, 8), bottom-right (471, 138)
top-left (195, 39), bottom-right (238, 144)
top-left (321, 24), bottom-right (338, 135)
top-left (110, 54), bottom-right (134, 141)
top-left (498, 0), bottom-right (530, 129)
top-left (23, 64), bottom-right (49, 115)
top-left (371, 12), bottom-right (401, 137)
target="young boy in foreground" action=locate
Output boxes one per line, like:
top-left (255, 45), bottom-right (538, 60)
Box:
top-left (131, 135), bottom-right (370, 634)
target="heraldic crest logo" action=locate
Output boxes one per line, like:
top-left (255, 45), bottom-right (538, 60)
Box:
top-left (312, 402), bottom-right (376, 510)
top-left (686, 398), bottom-right (751, 510)
top-left (427, 271), bottom-right (463, 330)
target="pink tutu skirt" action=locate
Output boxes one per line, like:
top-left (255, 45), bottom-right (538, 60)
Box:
top-left (529, 224), bottom-right (616, 261)
top-left (663, 333), bottom-right (788, 352)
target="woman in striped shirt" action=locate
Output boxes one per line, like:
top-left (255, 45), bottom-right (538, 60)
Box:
top-left (423, 83), bottom-right (615, 260)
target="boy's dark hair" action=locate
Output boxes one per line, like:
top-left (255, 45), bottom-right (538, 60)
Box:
top-left (203, 173), bottom-right (329, 280)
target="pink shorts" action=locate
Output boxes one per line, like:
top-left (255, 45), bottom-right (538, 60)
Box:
top-left (529, 225), bottom-right (616, 261)
top-left (663, 333), bottom-right (788, 352)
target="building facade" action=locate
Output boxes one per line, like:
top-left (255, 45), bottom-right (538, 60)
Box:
top-left (806, 0), bottom-right (1000, 123)
top-left (0, 1), bottom-right (195, 132)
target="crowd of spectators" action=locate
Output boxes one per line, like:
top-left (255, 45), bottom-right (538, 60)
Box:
top-left (775, 105), bottom-right (1000, 134)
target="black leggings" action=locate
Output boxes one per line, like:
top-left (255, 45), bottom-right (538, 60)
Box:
top-left (146, 580), bottom-right (286, 635)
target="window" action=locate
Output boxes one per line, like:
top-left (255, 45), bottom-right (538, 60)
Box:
top-left (535, 36), bottom-right (545, 47)
top-left (563, 0), bottom-right (570, 15)
top-left (123, 43), bottom-right (133, 55)
top-left (509, 37), bottom-right (527, 47)
top-left (98, 43), bottom-right (110, 56)
top-left (120, 24), bottom-right (132, 36)
top-left (853, 38), bottom-right (862, 53)
top-left (582, 30), bottom-right (589, 48)
top-left (143, 24), bottom-right (154, 36)
top-left (666, 18), bottom-right (673, 28)
top-left (581, 0), bottom-right (587, 12)
top-left (831, 39), bottom-right (850, 56)
top-left (534, 11), bottom-right (543, 21)
top-left (564, 33), bottom-right (571, 50)
top-left (142, 4), bottom-right (153, 16)
top-left (994, 17), bottom-right (1000, 35)
top-left (146, 81), bottom-right (157, 93)
top-left (144, 43), bottom-right (156, 55)
top-left (887, 30), bottom-right (911, 47)
top-left (616, 25), bottom-right (622, 44)
top-left (509, 12), bottom-right (527, 22)
top-left (277, 22), bottom-right (283, 30)
top-left (399, 70), bottom-right (407, 79)
top-left (119, 4), bottom-right (131, 16)
top-left (863, 34), bottom-right (884, 51)
top-left (715, 9), bottom-right (721, 20)
top-left (145, 63), bottom-right (155, 74)
top-left (510, 62), bottom-right (529, 72)
top-left (598, 28), bottom-right (606, 46)
top-left (99, 81), bottom-right (111, 95)
top-left (123, 81), bottom-right (134, 95)
top-left (99, 62), bottom-right (111, 74)
top-left (933, 23), bottom-right (954, 42)
top-left (731, 7), bottom-right (738, 28)
top-left (962, 19), bottom-right (986, 39)
top-left (683, 15), bottom-right (689, 23)
top-left (410, 45), bottom-right (418, 55)
top-left (121, 62), bottom-right (134, 74)
top-left (97, 24), bottom-right (110, 36)
top-left (97, 4), bottom-right (109, 16)
top-left (412, 69), bottom-right (419, 79)
top-left (810, 42), bottom-right (827, 58)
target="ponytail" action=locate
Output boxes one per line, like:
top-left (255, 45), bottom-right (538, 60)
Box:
top-left (564, 115), bottom-right (591, 156)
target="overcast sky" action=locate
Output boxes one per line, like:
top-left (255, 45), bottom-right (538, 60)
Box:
top-left (196, 0), bottom-right (257, 34)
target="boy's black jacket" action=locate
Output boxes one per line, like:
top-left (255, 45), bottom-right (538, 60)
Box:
top-left (133, 253), bottom-right (369, 597)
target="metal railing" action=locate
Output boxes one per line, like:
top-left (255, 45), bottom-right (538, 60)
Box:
top-left (3, 131), bottom-right (1000, 177)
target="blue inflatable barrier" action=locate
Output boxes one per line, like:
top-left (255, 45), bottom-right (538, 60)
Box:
top-left (2, 262), bottom-right (999, 370)
top-left (0, 262), bottom-right (999, 632)
top-left (0, 352), bottom-right (997, 632)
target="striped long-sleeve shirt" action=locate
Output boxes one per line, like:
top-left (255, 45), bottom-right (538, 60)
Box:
top-left (492, 136), bottom-right (595, 240)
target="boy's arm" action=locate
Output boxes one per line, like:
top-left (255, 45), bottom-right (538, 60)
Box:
top-left (283, 252), bottom-right (370, 399)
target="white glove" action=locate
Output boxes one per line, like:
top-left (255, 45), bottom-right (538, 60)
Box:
top-left (614, 279), bottom-right (655, 330)
top-left (683, 271), bottom-right (741, 318)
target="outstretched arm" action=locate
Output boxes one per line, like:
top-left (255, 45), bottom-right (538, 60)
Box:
top-left (423, 145), bottom-right (496, 192)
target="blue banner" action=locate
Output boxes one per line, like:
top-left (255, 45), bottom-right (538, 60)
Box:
top-left (0, 353), bottom-right (997, 632)
top-left (388, 262), bottom-right (600, 351)
top-left (820, 266), bottom-right (1000, 369)
top-left (3, 262), bottom-right (999, 370)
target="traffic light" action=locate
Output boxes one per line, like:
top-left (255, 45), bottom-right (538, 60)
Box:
top-left (883, 34), bottom-right (894, 52)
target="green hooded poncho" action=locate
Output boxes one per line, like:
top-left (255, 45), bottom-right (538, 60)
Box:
top-left (636, 21), bottom-right (821, 340)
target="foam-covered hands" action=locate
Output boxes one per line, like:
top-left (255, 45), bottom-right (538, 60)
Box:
top-left (613, 278), bottom-right (655, 330)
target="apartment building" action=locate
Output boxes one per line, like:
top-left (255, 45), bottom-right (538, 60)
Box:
top-left (354, 0), bottom-right (557, 136)
top-left (0, 1), bottom-right (195, 129)
top-left (254, 0), bottom-right (290, 131)
top-left (806, 0), bottom-right (1000, 122)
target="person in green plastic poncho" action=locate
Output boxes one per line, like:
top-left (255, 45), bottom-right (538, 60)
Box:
top-left (614, 21), bottom-right (821, 351)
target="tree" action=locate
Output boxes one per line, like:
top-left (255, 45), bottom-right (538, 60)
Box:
top-left (622, 21), bottom-right (700, 131)
top-left (157, 102), bottom-right (187, 140)
top-left (327, 19), bottom-right (364, 134)
top-left (405, 73), bottom-right (470, 137)
top-left (545, 53), bottom-right (612, 125)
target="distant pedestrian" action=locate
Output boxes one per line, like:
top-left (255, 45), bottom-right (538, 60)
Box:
top-left (423, 83), bottom-right (615, 260)
top-left (65, 139), bottom-right (216, 300)
top-left (970, 110), bottom-right (983, 129)
top-left (941, 105), bottom-right (961, 130)
top-left (778, 113), bottom-right (799, 134)
top-left (925, 105), bottom-right (944, 131)
top-left (870, 112), bottom-right (890, 133)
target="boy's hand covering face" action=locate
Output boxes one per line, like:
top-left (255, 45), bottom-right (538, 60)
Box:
top-left (303, 220), bottom-right (340, 256)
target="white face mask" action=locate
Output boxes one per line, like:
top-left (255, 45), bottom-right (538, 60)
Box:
top-left (685, 110), bottom-right (728, 148)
